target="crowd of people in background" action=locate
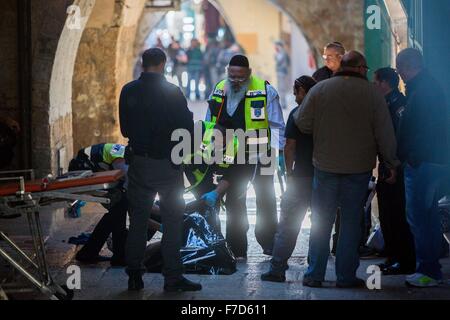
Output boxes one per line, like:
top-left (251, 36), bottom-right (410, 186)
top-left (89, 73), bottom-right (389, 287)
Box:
top-left (162, 36), bottom-right (244, 101)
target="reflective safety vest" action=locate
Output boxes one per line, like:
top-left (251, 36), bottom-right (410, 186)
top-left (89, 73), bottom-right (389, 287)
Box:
top-left (210, 76), bottom-right (270, 150)
top-left (183, 121), bottom-right (238, 192)
top-left (83, 143), bottom-right (125, 171)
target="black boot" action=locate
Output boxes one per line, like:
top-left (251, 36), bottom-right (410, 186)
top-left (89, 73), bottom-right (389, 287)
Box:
top-left (127, 271), bottom-right (144, 291)
top-left (164, 276), bottom-right (202, 292)
top-left (75, 250), bottom-right (111, 264)
top-left (261, 271), bottom-right (286, 283)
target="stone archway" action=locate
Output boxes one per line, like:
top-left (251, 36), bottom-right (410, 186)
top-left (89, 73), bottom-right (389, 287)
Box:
top-left (0, 0), bottom-right (368, 177)
top-left (70, 0), bottom-right (366, 154)
top-left (30, 0), bottom-right (95, 177)
top-left (270, 0), bottom-right (365, 57)
top-left (71, 0), bottom-right (148, 152)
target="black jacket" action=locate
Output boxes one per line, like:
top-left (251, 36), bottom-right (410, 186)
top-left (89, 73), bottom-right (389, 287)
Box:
top-left (312, 66), bottom-right (333, 82)
top-left (378, 90), bottom-right (407, 178)
top-left (119, 72), bottom-right (194, 160)
top-left (397, 70), bottom-right (450, 166)
top-left (385, 89), bottom-right (407, 133)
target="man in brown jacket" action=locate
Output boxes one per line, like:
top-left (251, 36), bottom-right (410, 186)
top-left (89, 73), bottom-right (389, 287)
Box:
top-left (295, 51), bottom-right (400, 288)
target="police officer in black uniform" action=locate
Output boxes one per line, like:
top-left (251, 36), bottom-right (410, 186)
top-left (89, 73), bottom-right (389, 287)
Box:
top-left (119, 48), bottom-right (201, 292)
top-left (373, 67), bottom-right (416, 275)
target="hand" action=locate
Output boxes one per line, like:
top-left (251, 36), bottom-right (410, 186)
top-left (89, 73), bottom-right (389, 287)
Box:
top-left (201, 191), bottom-right (219, 208)
top-left (278, 154), bottom-right (286, 176)
top-left (385, 169), bottom-right (397, 185)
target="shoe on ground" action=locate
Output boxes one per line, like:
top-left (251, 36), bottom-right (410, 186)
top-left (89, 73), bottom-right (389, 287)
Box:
top-left (336, 278), bottom-right (366, 289)
top-left (261, 271), bottom-right (286, 283)
top-left (75, 252), bottom-right (111, 264)
top-left (378, 260), bottom-right (395, 271)
top-left (302, 277), bottom-right (322, 288)
top-left (164, 276), bottom-right (202, 292)
top-left (263, 249), bottom-right (273, 256)
top-left (405, 273), bottom-right (442, 288)
top-left (359, 246), bottom-right (378, 259)
top-left (128, 272), bottom-right (144, 291)
top-left (382, 263), bottom-right (415, 276)
top-left (235, 256), bottom-right (247, 262)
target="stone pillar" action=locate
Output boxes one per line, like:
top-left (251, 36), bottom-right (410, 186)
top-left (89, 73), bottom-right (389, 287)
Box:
top-left (72, 0), bottom-right (146, 152)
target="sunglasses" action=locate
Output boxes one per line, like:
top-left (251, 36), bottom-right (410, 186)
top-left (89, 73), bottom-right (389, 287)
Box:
top-left (228, 76), bottom-right (248, 83)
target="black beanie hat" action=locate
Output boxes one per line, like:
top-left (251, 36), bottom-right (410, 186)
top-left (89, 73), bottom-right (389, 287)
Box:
top-left (229, 55), bottom-right (249, 68)
top-left (294, 76), bottom-right (317, 93)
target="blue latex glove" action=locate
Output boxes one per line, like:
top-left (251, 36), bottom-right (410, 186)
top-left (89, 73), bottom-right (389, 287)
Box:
top-left (201, 191), bottom-right (219, 208)
top-left (68, 201), bottom-right (86, 218)
top-left (278, 154), bottom-right (286, 176)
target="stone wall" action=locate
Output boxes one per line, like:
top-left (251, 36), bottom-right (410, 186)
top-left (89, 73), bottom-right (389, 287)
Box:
top-left (30, 0), bottom-right (73, 177)
top-left (270, 0), bottom-right (365, 59)
top-left (0, 1), bottom-right (19, 121)
top-left (0, 1), bottom-right (20, 167)
top-left (72, 0), bottom-right (146, 152)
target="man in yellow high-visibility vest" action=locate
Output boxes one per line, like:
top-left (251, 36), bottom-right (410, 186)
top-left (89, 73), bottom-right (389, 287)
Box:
top-left (204, 55), bottom-right (286, 260)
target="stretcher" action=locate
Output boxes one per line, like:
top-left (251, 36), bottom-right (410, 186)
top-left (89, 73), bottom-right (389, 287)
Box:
top-left (0, 169), bottom-right (124, 300)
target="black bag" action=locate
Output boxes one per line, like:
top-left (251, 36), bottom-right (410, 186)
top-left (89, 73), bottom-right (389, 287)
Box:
top-left (144, 205), bottom-right (236, 275)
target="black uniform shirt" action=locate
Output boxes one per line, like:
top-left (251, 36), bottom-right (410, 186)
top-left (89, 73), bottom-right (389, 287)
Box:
top-left (119, 72), bottom-right (194, 160)
top-left (285, 107), bottom-right (314, 177)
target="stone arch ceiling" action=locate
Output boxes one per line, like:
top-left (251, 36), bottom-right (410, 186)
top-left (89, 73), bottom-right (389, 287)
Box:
top-left (208, 0), bottom-right (364, 58)
top-left (270, 0), bottom-right (364, 56)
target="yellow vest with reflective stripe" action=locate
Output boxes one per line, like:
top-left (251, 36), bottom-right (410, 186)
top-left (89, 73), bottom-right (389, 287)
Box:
top-left (212, 76), bottom-right (269, 131)
top-left (211, 76), bottom-right (270, 150)
top-left (183, 121), bottom-right (238, 192)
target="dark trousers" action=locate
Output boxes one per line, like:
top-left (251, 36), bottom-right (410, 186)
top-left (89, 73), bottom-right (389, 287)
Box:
top-left (126, 156), bottom-right (185, 279)
top-left (270, 176), bottom-right (312, 273)
top-left (78, 190), bottom-right (128, 261)
top-left (225, 164), bottom-right (278, 257)
top-left (377, 170), bottom-right (416, 271)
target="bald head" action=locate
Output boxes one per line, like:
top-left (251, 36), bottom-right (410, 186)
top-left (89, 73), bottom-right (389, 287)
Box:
top-left (341, 51), bottom-right (367, 68)
top-left (396, 48), bottom-right (424, 82)
top-left (340, 51), bottom-right (369, 76)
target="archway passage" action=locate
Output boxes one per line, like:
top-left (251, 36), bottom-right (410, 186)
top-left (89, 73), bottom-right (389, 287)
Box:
top-left (1, 0), bottom-right (365, 176)
top-left (71, 0), bottom-right (366, 163)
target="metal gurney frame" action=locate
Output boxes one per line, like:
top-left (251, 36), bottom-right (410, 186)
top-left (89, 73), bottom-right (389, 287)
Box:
top-left (0, 169), bottom-right (123, 300)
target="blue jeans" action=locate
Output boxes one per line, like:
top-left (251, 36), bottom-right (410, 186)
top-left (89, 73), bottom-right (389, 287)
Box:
top-left (270, 177), bottom-right (312, 274)
top-left (404, 162), bottom-right (450, 280)
top-left (304, 169), bottom-right (371, 284)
